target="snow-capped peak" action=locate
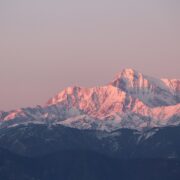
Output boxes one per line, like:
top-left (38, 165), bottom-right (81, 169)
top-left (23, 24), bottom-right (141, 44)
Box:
top-left (0, 68), bottom-right (180, 131)
top-left (115, 68), bottom-right (140, 80)
top-left (47, 85), bottom-right (134, 118)
top-left (111, 68), bottom-right (179, 107)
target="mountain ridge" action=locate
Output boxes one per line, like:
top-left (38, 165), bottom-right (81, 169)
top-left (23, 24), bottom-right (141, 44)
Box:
top-left (0, 68), bottom-right (180, 131)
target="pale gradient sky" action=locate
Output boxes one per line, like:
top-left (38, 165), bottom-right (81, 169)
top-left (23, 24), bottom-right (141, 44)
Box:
top-left (0, 0), bottom-right (180, 110)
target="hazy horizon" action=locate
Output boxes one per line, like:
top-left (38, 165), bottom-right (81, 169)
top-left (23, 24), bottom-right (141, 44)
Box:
top-left (0, 0), bottom-right (180, 110)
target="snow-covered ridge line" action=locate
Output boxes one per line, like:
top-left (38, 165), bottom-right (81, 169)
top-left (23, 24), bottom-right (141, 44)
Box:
top-left (0, 68), bottom-right (180, 131)
top-left (111, 68), bottom-right (180, 107)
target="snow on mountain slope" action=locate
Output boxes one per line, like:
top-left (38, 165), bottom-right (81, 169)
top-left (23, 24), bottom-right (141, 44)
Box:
top-left (161, 78), bottom-right (180, 100)
top-left (46, 85), bottom-right (135, 118)
top-left (57, 103), bottom-right (179, 131)
top-left (111, 68), bottom-right (179, 107)
top-left (0, 68), bottom-right (179, 131)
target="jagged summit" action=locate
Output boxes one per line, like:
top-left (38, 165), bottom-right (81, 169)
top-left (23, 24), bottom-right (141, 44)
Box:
top-left (47, 68), bottom-right (180, 108)
top-left (114, 68), bottom-right (140, 80)
top-left (47, 85), bottom-right (134, 118)
top-left (111, 68), bottom-right (180, 107)
top-left (0, 69), bottom-right (180, 131)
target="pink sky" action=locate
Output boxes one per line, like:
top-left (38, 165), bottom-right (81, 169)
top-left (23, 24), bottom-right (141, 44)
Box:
top-left (0, 0), bottom-right (180, 110)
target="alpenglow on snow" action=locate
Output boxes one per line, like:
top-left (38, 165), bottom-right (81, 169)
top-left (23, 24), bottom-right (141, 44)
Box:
top-left (0, 68), bottom-right (180, 131)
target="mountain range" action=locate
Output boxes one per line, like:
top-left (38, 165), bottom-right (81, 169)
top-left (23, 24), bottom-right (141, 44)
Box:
top-left (0, 68), bottom-right (180, 180)
top-left (0, 68), bottom-right (179, 131)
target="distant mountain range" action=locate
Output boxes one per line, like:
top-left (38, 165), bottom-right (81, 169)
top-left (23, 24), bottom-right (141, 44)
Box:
top-left (0, 68), bottom-right (179, 131)
top-left (0, 68), bottom-right (180, 180)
